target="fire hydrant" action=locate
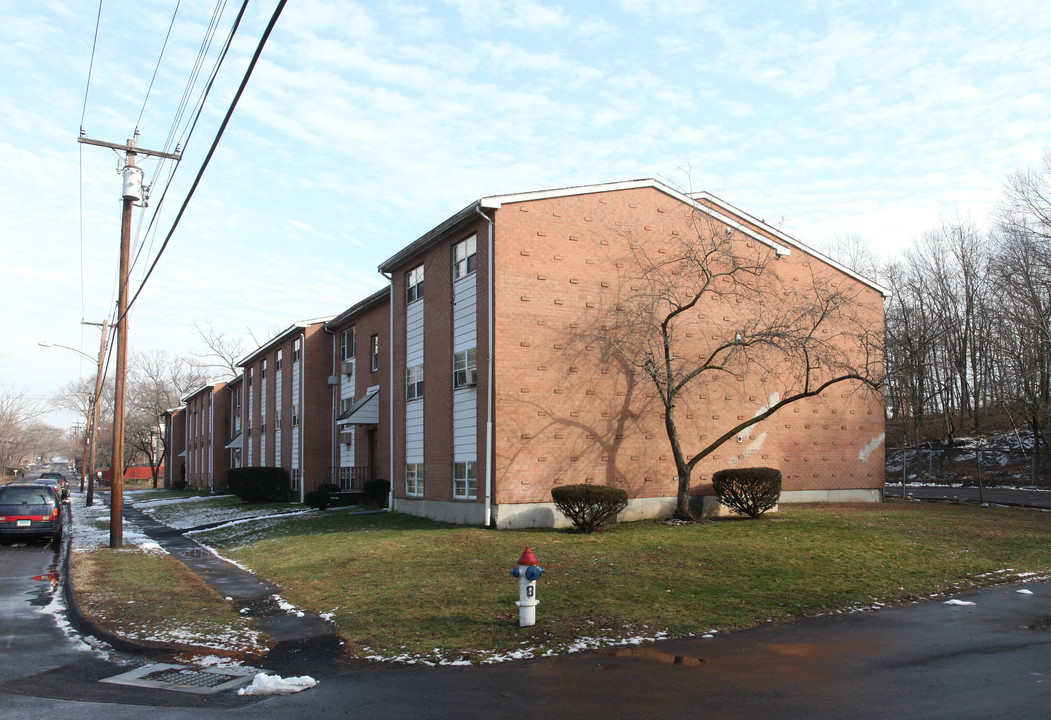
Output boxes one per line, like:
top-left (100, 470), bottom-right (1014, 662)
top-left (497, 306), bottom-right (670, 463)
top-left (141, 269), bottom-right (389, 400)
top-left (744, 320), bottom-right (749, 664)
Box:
top-left (510, 547), bottom-right (544, 627)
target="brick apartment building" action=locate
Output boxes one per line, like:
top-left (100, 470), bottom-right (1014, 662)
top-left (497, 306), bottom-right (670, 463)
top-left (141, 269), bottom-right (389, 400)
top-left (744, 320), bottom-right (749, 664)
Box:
top-left (162, 405), bottom-right (185, 488)
top-left (182, 380), bottom-right (232, 493)
top-left (326, 288), bottom-right (391, 492)
top-left (379, 179), bottom-right (889, 528)
top-left (237, 318), bottom-right (335, 500)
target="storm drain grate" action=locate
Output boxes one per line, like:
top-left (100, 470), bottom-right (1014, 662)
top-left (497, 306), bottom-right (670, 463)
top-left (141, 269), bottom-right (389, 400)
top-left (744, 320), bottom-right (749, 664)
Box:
top-left (101, 663), bottom-right (259, 695)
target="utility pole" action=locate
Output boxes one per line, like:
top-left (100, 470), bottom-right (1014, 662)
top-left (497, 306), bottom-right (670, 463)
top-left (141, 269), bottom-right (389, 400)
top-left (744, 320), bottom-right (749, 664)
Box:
top-left (78, 131), bottom-right (179, 548)
top-left (82, 318), bottom-right (110, 507)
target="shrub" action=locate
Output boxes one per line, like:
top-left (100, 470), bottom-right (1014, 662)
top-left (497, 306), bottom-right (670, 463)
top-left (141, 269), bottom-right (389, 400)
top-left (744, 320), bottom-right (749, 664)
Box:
top-left (317, 482), bottom-right (340, 494)
top-left (304, 489), bottom-right (331, 510)
top-left (363, 479), bottom-right (390, 507)
top-left (551, 484), bottom-right (628, 533)
top-left (711, 467), bottom-right (782, 518)
top-left (171, 479), bottom-right (188, 491)
top-left (226, 466), bottom-right (292, 504)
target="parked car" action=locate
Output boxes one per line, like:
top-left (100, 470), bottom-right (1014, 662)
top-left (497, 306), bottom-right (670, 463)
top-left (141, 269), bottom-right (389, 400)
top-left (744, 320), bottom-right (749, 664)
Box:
top-left (35, 473), bottom-right (70, 500)
top-left (0, 483), bottom-right (64, 543)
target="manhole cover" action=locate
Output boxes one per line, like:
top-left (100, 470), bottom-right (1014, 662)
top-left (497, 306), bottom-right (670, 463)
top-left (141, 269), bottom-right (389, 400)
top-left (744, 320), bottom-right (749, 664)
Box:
top-left (101, 663), bottom-right (259, 695)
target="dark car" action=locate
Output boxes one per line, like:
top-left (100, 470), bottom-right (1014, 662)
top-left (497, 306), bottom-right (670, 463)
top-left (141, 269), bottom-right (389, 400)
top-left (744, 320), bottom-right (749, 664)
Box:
top-left (35, 473), bottom-right (70, 500)
top-left (0, 483), bottom-right (64, 543)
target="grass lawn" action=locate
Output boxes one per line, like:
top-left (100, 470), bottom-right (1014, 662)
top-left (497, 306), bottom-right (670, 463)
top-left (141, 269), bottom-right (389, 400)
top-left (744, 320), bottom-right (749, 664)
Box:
top-left (177, 500), bottom-right (1051, 663)
top-left (72, 547), bottom-right (270, 660)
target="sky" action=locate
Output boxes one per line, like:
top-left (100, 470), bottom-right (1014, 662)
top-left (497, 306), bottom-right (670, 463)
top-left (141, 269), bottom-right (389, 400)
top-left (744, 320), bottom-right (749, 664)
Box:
top-left (2, 0), bottom-right (1050, 431)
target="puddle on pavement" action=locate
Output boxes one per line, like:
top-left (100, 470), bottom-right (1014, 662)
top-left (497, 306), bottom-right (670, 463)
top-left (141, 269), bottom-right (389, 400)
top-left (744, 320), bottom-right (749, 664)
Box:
top-left (599, 639), bottom-right (884, 683)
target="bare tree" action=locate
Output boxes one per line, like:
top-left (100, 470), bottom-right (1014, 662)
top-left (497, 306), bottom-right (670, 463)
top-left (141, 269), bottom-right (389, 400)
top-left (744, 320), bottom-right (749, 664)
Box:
top-left (192, 320), bottom-right (252, 377)
top-left (581, 213), bottom-right (884, 519)
top-left (0, 388), bottom-right (43, 476)
top-left (126, 350), bottom-right (207, 487)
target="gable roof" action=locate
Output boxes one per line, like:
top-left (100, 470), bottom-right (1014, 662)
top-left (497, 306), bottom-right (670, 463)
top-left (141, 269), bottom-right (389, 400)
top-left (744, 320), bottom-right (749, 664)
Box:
top-left (326, 287), bottom-right (391, 330)
top-left (378, 178), bottom-right (890, 297)
top-left (237, 316), bottom-right (336, 367)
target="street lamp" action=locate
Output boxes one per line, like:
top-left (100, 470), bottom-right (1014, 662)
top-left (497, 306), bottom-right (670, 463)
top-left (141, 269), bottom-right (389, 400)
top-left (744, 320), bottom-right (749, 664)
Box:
top-left (39, 323), bottom-right (110, 511)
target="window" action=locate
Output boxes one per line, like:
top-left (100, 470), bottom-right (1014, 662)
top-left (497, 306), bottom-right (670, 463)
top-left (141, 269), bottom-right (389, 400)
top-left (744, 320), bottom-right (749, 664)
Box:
top-left (341, 328), bottom-right (355, 361)
top-left (454, 461), bottom-right (477, 499)
top-left (370, 334), bottom-right (379, 372)
top-left (293, 338), bottom-right (301, 363)
top-left (292, 402), bottom-right (299, 427)
top-left (262, 359), bottom-right (267, 381)
top-left (406, 463), bottom-right (424, 497)
top-left (248, 367), bottom-right (253, 384)
top-left (453, 348), bottom-right (477, 389)
top-left (453, 235), bottom-right (477, 280)
top-left (340, 397), bottom-right (353, 415)
top-left (291, 468), bottom-right (300, 491)
top-left (406, 365), bottom-right (424, 401)
top-left (276, 349), bottom-right (283, 371)
top-left (275, 408), bottom-right (281, 431)
top-left (260, 419), bottom-right (266, 435)
top-left (406, 264), bottom-right (424, 303)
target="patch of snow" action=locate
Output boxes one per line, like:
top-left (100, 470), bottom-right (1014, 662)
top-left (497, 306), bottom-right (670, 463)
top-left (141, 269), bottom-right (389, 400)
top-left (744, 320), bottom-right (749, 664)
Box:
top-left (236, 673), bottom-right (317, 696)
top-left (944, 599), bottom-right (976, 606)
top-left (1017, 588), bottom-right (1035, 595)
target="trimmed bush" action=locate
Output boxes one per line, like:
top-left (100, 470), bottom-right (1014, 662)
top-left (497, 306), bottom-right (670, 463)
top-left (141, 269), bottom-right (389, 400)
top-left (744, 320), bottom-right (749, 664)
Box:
top-left (711, 467), bottom-right (782, 518)
top-left (363, 479), bottom-right (390, 507)
top-left (304, 489), bottom-right (331, 510)
top-left (226, 466), bottom-right (292, 504)
top-left (551, 484), bottom-right (628, 533)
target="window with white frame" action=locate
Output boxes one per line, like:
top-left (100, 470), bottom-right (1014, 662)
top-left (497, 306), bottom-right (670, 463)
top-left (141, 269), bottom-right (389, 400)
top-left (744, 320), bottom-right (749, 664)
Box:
top-left (406, 364), bottom-right (424, 401)
top-left (341, 327), bottom-right (355, 361)
top-left (370, 334), bottom-right (379, 372)
top-left (454, 461), bottom-right (477, 499)
top-left (293, 338), bottom-right (301, 363)
top-left (453, 235), bottom-right (477, 280)
top-left (406, 463), bottom-right (424, 497)
top-left (262, 358), bottom-right (267, 381)
top-left (406, 264), bottom-right (424, 304)
top-left (292, 402), bottom-right (299, 427)
top-left (275, 408), bottom-right (281, 431)
top-left (276, 349), bottom-right (283, 371)
top-left (453, 348), bottom-right (477, 389)
top-left (291, 468), bottom-right (300, 491)
top-left (340, 397), bottom-right (353, 415)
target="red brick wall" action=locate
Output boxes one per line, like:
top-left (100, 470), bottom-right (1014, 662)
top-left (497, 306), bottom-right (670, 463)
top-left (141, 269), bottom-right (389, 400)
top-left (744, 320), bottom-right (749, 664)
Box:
top-left (489, 186), bottom-right (885, 505)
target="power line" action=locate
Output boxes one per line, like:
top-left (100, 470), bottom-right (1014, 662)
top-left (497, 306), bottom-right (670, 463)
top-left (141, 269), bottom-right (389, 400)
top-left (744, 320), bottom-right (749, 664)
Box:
top-left (122, 0), bottom-right (288, 322)
top-left (135, 0), bottom-right (183, 134)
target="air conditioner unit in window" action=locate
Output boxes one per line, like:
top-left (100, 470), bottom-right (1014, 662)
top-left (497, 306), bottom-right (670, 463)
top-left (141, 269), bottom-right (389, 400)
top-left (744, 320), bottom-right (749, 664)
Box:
top-left (466, 368), bottom-right (478, 386)
top-left (341, 361), bottom-right (354, 376)
top-left (339, 429), bottom-right (354, 445)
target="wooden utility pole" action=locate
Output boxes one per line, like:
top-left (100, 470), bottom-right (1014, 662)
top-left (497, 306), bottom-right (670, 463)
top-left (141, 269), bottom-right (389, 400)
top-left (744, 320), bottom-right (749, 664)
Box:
top-left (83, 318), bottom-right (110, 508)
top-left (78, 132), bottom-right (179, 548)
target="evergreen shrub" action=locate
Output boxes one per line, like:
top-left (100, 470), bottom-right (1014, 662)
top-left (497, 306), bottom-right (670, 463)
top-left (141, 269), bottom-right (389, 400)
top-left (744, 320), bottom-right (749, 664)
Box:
top-left (551, 483), bottom-right (628, 533)
top-left (363, 479), bottom-right (390, 507)
top-left (711, 467), bottom-right (782, 518)
top-left (226, 466), bottom-right (292, 504)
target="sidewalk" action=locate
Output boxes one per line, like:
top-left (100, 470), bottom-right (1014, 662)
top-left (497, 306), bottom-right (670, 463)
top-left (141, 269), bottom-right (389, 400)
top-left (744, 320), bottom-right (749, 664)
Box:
top-left (65, 497), bottom-right (346, 677)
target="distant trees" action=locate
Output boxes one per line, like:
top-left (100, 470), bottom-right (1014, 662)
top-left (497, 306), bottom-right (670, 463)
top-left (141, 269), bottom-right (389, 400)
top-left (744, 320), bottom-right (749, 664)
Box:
top-left (0, 388), bottom-right (43, 475)
top-left (880, 151), bottom-right (1051, 481)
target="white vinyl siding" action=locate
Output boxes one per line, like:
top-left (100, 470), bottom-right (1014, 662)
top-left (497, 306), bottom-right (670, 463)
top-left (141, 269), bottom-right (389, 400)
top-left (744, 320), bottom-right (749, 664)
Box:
top-left (291, 338), bottom-right (301, 475)
top-left (452, 270), bottom-right (478, 467)
top-left (274, 358), bottom-right (283, 467)
top-left (405, 290), bottom-right (424, 468)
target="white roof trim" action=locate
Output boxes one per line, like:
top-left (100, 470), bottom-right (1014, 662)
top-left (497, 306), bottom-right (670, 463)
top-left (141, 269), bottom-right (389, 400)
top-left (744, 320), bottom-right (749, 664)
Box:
top-left (480, 178), bottom-right (794, 257)
top-left (692, 191), bottom-right (892, 298)
top-left (237, 316), bottom-right (337, 367)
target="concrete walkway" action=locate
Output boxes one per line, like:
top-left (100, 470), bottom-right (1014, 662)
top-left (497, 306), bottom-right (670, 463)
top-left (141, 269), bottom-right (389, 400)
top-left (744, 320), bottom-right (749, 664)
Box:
top-left (72, 499), bottom-right (346, 676)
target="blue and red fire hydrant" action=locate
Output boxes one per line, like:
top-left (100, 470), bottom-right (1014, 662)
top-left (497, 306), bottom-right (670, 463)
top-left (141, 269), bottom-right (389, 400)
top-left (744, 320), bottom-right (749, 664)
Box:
top-left (510, 547), bottom-right (544, 627)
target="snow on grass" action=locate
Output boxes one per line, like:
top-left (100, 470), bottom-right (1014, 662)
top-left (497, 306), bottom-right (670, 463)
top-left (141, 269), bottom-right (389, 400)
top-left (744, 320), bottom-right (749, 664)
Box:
top-left (236, 673), bottom-right (317, 696)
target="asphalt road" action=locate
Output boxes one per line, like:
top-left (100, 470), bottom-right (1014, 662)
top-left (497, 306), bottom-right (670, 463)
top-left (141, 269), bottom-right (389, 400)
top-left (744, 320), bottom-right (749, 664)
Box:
top-left (885, 482), bottom-right (1051, 508)
top-left (3, 483), bottom-right (1051, 717)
